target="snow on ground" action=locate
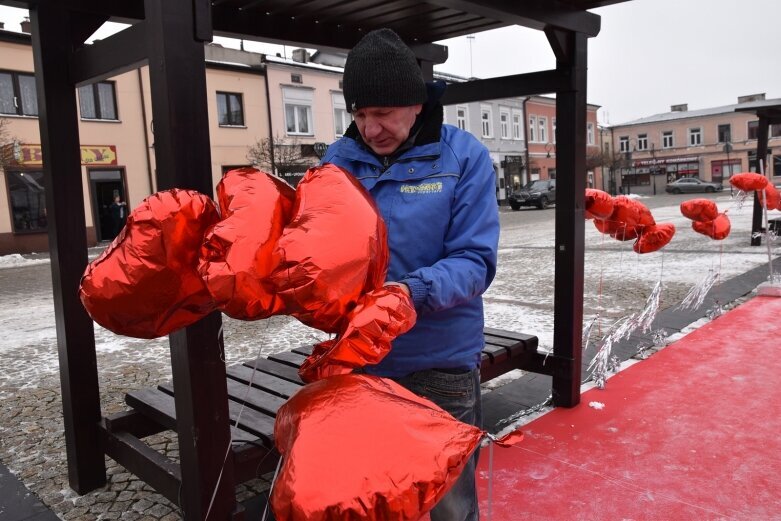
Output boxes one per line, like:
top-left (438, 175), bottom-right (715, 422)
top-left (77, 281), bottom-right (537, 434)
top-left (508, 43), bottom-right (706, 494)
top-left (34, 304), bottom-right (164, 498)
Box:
top-left (0, 254), bottom-right (49, 269)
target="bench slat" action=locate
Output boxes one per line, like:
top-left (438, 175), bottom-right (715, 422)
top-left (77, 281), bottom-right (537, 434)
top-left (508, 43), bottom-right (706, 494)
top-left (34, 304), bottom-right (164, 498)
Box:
top-left (269, 351), bottom-right (308, 367)
top-left (159, 380), bottom-right (286, 418)
top-left (227, 364), bottom-right (302, 398)
top-left (243, 357), bottom-right (304, 385)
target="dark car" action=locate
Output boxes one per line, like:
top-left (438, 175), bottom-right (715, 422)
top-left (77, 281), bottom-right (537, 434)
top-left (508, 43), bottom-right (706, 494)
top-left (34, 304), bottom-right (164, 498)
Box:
top-left (509, 179), bottom-right (556, 210)
top-left (665, 177), bottom-right (724, 194)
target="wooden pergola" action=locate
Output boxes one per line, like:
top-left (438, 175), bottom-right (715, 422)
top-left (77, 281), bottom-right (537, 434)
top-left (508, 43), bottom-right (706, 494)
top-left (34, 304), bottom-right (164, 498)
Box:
top-left (0, 0), bottom-right (629, 518)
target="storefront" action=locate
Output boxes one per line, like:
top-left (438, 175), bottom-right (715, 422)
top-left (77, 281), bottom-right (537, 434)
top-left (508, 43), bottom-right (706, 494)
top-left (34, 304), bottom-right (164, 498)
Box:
top-left (502, 154), bottom-right (525, 195)
top-left (621, 155), bottom-right (701, 195)
top-left (1, 143), bottom-right (122, 253)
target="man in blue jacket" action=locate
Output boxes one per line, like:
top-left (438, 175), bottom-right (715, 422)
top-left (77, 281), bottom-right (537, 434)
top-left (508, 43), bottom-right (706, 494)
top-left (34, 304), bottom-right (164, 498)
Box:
top-left (323, 28), bottom-right (499, 521)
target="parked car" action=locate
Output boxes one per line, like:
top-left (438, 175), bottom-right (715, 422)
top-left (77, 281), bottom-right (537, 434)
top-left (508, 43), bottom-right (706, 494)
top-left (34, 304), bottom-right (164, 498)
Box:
top-left (509, 179), bottom-right (556, 210)
top-left (665, 177), bottom-right (724, 194)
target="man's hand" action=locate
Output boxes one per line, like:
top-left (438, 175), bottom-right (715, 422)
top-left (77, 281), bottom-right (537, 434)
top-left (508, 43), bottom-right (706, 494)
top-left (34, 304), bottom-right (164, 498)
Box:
top-left (384, 281), bottom-right (410, 297)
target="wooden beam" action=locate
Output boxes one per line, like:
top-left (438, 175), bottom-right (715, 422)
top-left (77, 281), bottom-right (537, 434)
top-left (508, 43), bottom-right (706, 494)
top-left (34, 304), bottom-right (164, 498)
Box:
top-left (552, 30), bottom-right (588, 407)
top-left (423, 0), bottom-right (601, 37)
top-left (751, 118), bottom-right (770, 246)
top-left (70, 22), bottom-right (148, 87)
top-left (144, 0), bottom-right (237, 518)
top-left (441, 70), bottom-right (567, 105)
top-left (29, 2), bottom-right (106, 493)
top-left (22, 0), bottom-right (145, 20)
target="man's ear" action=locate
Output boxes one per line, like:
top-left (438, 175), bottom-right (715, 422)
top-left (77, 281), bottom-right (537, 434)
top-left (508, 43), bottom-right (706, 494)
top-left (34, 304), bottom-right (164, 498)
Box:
top-left (414, 104), bottom-right (423, 116)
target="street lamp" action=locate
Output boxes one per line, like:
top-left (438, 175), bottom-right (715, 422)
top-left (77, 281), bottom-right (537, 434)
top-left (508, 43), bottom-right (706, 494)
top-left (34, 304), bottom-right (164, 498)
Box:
top-left (545, 142), bottom-right (555, 158)
top-left (723, 141), bottom-right (733, 194)
top-left (623, 139), bottom-right (636, 195)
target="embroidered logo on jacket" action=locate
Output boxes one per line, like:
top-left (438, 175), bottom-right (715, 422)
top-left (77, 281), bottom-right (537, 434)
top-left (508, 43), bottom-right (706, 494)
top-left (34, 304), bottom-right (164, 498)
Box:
top-left (400, 182), bottom-right (443, 194)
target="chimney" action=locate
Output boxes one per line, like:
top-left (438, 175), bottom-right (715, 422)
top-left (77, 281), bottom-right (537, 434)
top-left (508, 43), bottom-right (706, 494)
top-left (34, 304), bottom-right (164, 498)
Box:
top-left (737, 93), bottom-right (766, 104)
top-left (670, 103), bottom-right (688, 112)
top-left (0, 22), bottom-right (5, 30)
top-left (20, 17), bottom-right (31, 33)
top-left (291, 48), bottom-right (309, 63)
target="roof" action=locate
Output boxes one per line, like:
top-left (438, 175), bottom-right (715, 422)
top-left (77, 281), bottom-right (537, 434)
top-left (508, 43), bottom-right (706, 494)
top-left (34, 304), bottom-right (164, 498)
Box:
top-left (0, 0), bottom-right (631, 59)
top-left (613, 98), bottom-right (781, 128)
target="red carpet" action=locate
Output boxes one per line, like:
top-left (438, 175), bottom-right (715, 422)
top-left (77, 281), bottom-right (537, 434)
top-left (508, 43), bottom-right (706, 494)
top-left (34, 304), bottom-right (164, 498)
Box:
top-left (475, 295), bottom-right (781, 521)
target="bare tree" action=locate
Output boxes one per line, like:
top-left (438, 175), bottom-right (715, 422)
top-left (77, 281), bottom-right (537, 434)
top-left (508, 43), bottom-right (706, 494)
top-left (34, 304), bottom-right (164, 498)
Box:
top-left (0, 118), bottom-right (17, 170)
top-left (246, 135), bottom-right (312, 175)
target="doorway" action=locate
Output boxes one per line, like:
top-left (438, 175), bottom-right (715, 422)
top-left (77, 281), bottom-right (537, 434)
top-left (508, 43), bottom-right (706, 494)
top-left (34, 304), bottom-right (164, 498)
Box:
top-left (89, 169), bottom-right (126, 242)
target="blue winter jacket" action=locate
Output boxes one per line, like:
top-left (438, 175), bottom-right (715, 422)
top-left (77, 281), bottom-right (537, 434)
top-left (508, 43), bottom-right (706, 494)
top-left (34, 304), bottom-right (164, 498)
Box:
top-left (322, 84), bottom-right (499, 377)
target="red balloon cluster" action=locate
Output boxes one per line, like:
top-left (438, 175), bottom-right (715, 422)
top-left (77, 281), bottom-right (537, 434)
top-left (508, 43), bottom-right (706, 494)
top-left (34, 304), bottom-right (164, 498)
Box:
top-left (679, 198), bottom-right (731, 240)
top-left (729, 172), bottom-right (781, 211)
top-left (587, 190), bottom-right (675, 253)
top-left (79, 165), bottom-right (415, 377)
top-left (271, 374), bottom-right (485, 521)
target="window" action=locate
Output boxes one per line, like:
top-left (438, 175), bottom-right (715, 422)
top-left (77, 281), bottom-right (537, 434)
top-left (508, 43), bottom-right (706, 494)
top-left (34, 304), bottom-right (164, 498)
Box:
top-left (637, 134), bottom-right (648, 151)
top-left (499, 110), bottom-right (510, 139)
top-left (0, 71), bottom-right (37, 116)
top-left (587, 122), bottom-right (594, 145)
top-left (512, 111), bottom-right (522, 140)
top-left (718, 124), bottom-right (731, 143)
top-left (481, 106), bottom-right (492, 138)
top-left (528, 116), bottom-right (537, 142)
top-left (291, 73), bottom-right (302, 84)
top-left (773, 124), bottom-right (781, 138)
top-left (748, 120), bottom-right (758, 140)
top-left (216, 91), bottom-right (244, 126)
top-left (552, 118), bottom-right (556, 143)
top-left (78, 81), bottom-right (117, 120)
top-left (688, 127), bottom-right (702, 146)
top-left (619, 136), bottom-right (630, 153)
top-left (538, 117), bottom-right (547, 143)
top-left (332, 93), bottom-right (351, 137)
top-left (283, 87), bottom-right (313, 135)
top-left (662, 131), bottom-right (674, 149)
top-left (6, 170), bottom-right (47, 233)
top-left (456, 106), bottom-right (468, 130)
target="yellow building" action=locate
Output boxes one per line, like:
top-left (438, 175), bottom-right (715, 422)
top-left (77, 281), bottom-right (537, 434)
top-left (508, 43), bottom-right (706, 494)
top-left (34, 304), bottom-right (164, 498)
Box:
top-left (0, 29), bottom-right (269, 255)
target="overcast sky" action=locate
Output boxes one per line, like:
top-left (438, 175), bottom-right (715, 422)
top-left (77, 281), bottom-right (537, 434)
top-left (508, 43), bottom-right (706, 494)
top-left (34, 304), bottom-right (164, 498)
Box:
top-left (1, 0), bottom-right (778, 125)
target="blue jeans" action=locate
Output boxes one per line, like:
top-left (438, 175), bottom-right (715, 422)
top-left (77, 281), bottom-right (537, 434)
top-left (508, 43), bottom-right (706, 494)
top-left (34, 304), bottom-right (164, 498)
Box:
top-left (394, 367), bottom-right (482, 521)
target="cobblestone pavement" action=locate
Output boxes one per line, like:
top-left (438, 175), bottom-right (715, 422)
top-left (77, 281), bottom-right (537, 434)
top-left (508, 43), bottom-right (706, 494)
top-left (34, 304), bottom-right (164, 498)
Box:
top-left (0, 193), bottom-right (777, 519)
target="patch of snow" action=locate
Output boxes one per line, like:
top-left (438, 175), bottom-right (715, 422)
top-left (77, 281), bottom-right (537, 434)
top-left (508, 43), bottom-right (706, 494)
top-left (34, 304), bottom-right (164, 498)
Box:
top-left (589, 401), bottom-right (606, 410)
top-left (0, 254), bottom-right (49, 269)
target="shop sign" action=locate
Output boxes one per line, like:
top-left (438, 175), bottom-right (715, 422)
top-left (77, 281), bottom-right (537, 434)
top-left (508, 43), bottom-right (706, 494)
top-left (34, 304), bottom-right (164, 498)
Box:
top-left (12, 144), bottom-right (118, 166)
top-left (634, 156), bottom-right (698, 167)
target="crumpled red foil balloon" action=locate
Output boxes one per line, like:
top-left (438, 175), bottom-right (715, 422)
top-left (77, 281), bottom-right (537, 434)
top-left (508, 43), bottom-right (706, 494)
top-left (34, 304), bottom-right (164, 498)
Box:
top-left (692, 213), bottom-right (731, 240)
top-left (680, 198), bottom-right (719, 222)
top-left (730, 172), bottom-right (768, 192)
top-left (762, 183), bottom-right (780, 210)
top-left (613, 200), bottom-right (655, 241)
top-left (298, 285), bottom-right (417, 383)
top-left (271, 374), bottom-right (484, 521)
top-left (79, 189), bottom-right (219, 338)
top-left (593, 195), bottom-right (640, 236)
top-left (584, 189), bottom-right (614, 220)
top-left (270, 163), bottom-right (389, 333)
top-left (199, 168), bottom-right (296, 320)
top-left (633, 222), bottom-right (676, 254)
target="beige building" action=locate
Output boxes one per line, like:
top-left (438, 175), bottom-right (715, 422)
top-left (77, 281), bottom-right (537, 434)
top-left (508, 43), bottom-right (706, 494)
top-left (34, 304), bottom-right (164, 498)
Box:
top-left (525, 95), bottom-right (602, 190)
top-left (0, 30), bottom-right (270, 255)
top-left (607, 94), bottom-right (781, 195)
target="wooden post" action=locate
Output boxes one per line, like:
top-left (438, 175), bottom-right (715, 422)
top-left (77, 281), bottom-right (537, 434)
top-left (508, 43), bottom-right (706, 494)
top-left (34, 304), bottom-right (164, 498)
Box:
top-left (751, 118), bottom-right (769, 246)
top-left (550, 30), bottom-right (588, 407)
top-left (29, 4), bottom-right (107, 492)
top-left (143, 0), bottom-right (238, 518)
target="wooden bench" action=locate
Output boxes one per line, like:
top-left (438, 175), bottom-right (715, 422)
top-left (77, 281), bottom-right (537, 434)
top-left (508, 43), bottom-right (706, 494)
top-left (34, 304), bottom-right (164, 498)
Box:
top-left (100, 328), bottom-right (538, 506)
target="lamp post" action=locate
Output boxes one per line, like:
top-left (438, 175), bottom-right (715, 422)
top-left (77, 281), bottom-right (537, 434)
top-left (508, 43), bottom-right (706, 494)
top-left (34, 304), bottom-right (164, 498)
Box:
top-left (623, 139), bottom-right (636, 195)
top-left (723, 141), bottom-right (733, 194)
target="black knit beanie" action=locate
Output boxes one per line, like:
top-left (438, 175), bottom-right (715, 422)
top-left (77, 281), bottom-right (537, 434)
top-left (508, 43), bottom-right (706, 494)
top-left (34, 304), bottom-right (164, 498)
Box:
top-left (343, 28), bottom-right (427, 113)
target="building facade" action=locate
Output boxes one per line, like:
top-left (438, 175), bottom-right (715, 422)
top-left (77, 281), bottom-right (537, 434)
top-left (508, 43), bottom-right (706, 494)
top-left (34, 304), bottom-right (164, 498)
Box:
top-left (607, 94), bottom-right (781, 196)
top-left (0, 30), bottom-right (271, 255)
top-left (524, 95), bottom-right (603, 192)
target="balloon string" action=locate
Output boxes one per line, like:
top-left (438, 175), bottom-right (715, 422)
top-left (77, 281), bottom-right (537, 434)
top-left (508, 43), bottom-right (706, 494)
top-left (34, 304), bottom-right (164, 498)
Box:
top-left (487, 442), bottom-right (494, 521)
top-left (204, 318), bottom-right (271, 520)
top-left (262, 456), bottom-right (284, 521)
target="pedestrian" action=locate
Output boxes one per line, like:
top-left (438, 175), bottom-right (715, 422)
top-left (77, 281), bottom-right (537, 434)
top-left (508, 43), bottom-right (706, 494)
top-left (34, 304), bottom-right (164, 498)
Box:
top-left (109, 194), bottom-right (127, 238)
top-left (322, 28), bottom-right (499, 521)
